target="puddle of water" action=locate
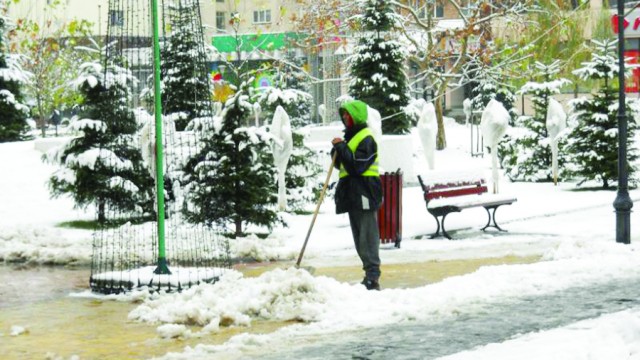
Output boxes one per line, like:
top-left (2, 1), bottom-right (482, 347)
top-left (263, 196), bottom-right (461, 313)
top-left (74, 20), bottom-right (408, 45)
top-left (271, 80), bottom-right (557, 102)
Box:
top-left (0, 265), bottom-right (88, 308)
top-left (0, 297), bottom-right (291, 359)
top-left (313, 255), bottom-right (541, 288)
top-left (0, 255), bottom-right (539, 359)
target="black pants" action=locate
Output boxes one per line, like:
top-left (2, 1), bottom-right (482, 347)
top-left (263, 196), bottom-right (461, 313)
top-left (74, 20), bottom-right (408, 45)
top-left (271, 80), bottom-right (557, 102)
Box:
top-left (348, 209), bottom-right (381, 281)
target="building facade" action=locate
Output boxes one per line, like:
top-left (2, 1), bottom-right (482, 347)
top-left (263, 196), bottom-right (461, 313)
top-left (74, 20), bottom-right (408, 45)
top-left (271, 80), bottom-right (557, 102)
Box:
top-left (7, 0), bottom-right (634, 119)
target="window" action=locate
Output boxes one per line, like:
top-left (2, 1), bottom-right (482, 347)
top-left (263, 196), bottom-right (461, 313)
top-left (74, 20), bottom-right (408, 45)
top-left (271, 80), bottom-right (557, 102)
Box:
top-left (460, 0), bottom-right (472, 16)
top-left (216, 11), bottom-right (225, 31)
top-left (412, 0), bottom-right (426, 18)
top-left (253, 9), bottom-right (271, 24)
top-left (412, 0), bottom-right (443, 19)
top-left (216, 0), bottom-right (224, 2)
top-left (433, 1), bottom-right (444, 18)
top-left (109, 10), bottom-right (124, 27)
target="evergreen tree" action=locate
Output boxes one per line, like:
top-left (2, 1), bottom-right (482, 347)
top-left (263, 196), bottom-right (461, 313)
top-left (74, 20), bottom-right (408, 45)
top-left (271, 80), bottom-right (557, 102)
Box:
top-left (182, 81), bottom-right (278, 237)
top-left (46, 62), bottom-right (154, 223)
top-left (256, 85), bottom-right (322, 212)
top-left (159, 0), bottom-right (212, 131)
top-left (348, 0), bottom-right (411, 135)
top-left (0, 13), bottom-right (30, 142)
top-left (564, 39), bottom-right (638, 189)
top-left (500, 61), bottom-right (571, 181)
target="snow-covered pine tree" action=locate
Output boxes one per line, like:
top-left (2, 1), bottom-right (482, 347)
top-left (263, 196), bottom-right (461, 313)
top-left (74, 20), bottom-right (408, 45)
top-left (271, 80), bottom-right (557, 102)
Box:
top-left (348, 0), bottom-right (411, 135)
top-left (159, 0), bottom-right (212, 131)
top-left (564, 39), bottom-right (638, 189)
top-left (182, 81), bottom-right (278, 237)
top-left (0, 12), bottom-right (30, 142)
top-left (46, 62), bottom-right (154, 223)
top-left (255, 86), bottom-right (321, 212)
top-left (500, 61), bottom-right (571, 181)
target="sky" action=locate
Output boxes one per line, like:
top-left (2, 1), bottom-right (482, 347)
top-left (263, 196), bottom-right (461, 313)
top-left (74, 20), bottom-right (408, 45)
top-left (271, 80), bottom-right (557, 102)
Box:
top-left (1, 117), bottom-right (640, 359)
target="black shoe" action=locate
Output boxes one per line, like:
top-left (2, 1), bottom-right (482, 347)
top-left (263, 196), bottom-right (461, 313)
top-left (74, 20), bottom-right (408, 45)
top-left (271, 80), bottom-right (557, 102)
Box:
top-left (362, 278), bottom-right (380, 291)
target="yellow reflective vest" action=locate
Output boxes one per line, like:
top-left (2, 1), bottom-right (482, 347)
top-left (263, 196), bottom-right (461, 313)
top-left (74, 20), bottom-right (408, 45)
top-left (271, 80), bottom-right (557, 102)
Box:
top-left (339, 128), bottom-right (379, 178)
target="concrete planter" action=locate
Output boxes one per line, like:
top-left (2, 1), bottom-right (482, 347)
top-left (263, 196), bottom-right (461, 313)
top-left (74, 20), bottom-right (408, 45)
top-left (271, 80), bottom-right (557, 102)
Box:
top-left (379, 134), bottom-right (414, 185)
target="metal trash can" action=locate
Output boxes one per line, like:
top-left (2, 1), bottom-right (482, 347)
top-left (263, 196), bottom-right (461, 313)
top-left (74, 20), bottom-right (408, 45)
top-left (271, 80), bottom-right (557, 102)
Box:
top-left (378, 170), bottom-right (402, 248)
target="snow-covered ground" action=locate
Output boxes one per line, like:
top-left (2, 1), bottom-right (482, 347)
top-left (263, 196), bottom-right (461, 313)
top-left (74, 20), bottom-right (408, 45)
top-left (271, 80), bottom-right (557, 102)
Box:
top-left (1, 119), bottom-right (640, 359)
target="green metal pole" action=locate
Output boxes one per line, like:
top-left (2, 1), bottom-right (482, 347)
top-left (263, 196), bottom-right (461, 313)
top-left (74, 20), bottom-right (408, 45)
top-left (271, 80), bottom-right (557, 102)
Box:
top-left (152, 0), bottom-right (170, 274)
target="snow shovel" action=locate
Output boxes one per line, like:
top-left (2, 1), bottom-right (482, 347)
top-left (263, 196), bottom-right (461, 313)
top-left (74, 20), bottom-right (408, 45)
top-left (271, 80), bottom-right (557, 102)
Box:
top-left (295, 152), bottom-right (338, 271)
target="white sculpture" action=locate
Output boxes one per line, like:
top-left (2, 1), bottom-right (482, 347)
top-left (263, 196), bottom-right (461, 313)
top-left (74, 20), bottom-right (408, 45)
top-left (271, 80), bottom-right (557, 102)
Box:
top-left (407, 98), bottom-right (428, 123)
top-left (411, 98), bottom-right (428, 113)
top-left (463, 98), bottom-right (473, 124)
top-left (213, 102), bottom-right (223, 117)
top-left (546, 98), bottom-right (567, 185)
top-left (271, 106), bottom-right (294, 211)
top-left (481, 99), bottom-right (510, 193)
top-left (417, 102), bottom-right (437, 170)
top-left (253, 102), bottom-right (262, 127)
top-left (139, 113), bottom-right (176, 179)
top-left (366, 106), bottom-right (383, 146)
top-left (318, 104), bottom-right (326, 124)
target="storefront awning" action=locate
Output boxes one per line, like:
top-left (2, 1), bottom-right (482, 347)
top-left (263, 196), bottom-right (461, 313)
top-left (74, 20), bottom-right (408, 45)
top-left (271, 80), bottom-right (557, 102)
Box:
top-left (211, 32), bottom-right (300, 60)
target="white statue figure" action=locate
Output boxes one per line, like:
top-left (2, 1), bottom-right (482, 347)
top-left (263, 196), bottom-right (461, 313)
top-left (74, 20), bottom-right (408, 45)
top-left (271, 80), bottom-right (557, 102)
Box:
top-left (318, 104), bottom-right (326, 124)
top-left (139, 112), bottom-right (176, 179)
top-left (253, 102), bottom-right (262, 127)
top-left (546, 98), bottom-right (567, 185)
top-left (411, 98), bottom-right (428, 113)
top-left (366, 105), bottom-right (383, 146)
top-left (463, 98), bottom-right (473, 124)
top-left (271, 106), bottom-right (294, 211)
top-left (481, 99), bottom-right (509, 193)
top-left (407, 98), bottom-right (428, 123)
top-left (213, 102), bottom-right (223, 117)
top-left (417, 102), bottom-right (437, 170)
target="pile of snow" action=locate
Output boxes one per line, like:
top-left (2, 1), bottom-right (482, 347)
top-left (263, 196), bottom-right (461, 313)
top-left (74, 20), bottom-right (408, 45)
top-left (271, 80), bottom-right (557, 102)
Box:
top-left (128, 268), bottom-right (329, 332)
top-left (0, 227), bottom-right (91, 265)
top-left (144, 239), bottom-right (640, 359)
top-left (131, 239), bottom-right (640, 333)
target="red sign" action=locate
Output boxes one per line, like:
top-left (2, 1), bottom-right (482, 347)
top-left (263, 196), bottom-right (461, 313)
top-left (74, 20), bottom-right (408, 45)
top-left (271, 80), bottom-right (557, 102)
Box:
top-left (625, 50), bottom-right (640, 93)
top-left (611, 14), bottom-right (630, 34)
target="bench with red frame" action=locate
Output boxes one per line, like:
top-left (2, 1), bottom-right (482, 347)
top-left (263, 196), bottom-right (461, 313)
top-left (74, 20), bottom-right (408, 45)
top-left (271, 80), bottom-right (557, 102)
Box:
top-left (417, 171), bottom-right (517, 239)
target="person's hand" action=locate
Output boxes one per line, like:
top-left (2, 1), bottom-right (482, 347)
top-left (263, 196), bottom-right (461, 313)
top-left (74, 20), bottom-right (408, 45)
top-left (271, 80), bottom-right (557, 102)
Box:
top-left (331, 137), bottom-right (343, 145)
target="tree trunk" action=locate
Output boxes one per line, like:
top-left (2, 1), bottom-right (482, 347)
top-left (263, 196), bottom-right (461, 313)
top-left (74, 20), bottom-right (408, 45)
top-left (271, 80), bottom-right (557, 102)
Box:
top-left (235, 218), bottom-right (242, 238)
top-left (98, 201), bottom-right (106, 224)
top-left (434, 91), bottom-right (447, 150)
top-left (36, 93), bottom-right (45, 138)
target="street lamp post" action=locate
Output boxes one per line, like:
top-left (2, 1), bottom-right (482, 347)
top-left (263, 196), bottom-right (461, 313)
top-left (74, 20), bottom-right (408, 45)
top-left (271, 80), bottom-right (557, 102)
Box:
top-left (614, 0), bottom-right (633, 244)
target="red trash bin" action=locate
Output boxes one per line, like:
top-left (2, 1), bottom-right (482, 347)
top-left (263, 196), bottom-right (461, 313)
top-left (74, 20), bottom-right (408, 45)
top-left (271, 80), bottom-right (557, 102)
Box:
top-left (378, 170), bottom-right (402, 248)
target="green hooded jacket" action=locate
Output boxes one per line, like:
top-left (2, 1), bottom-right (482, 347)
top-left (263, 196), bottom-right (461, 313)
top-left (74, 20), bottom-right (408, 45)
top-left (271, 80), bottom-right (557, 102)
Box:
top-left (339, 100), bottom-right (369, 125)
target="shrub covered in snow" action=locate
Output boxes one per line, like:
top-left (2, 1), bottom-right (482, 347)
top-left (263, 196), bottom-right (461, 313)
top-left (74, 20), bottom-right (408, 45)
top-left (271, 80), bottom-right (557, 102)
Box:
top-left (0, 13), bottom-right (31, 142)
top-left (564, 39), bottom-right (639, 188)
top-left (181, 81), bottom-right (279, 236)
top-left (45, 62), bottom-right (155, 222)
top-left (500, 61), bottom-right (571, 182)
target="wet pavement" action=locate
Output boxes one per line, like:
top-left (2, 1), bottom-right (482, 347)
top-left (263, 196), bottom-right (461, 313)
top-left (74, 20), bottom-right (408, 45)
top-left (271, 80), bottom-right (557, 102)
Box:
top-left (258, 277), bottom-right (640, 360)
top-left (0, 255), bottom-right (539, 359)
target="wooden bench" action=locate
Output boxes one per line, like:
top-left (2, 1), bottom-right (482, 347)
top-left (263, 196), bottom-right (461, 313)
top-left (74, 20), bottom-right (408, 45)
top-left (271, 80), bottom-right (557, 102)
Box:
top-left (417, 171), bottom-right (517, 239)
